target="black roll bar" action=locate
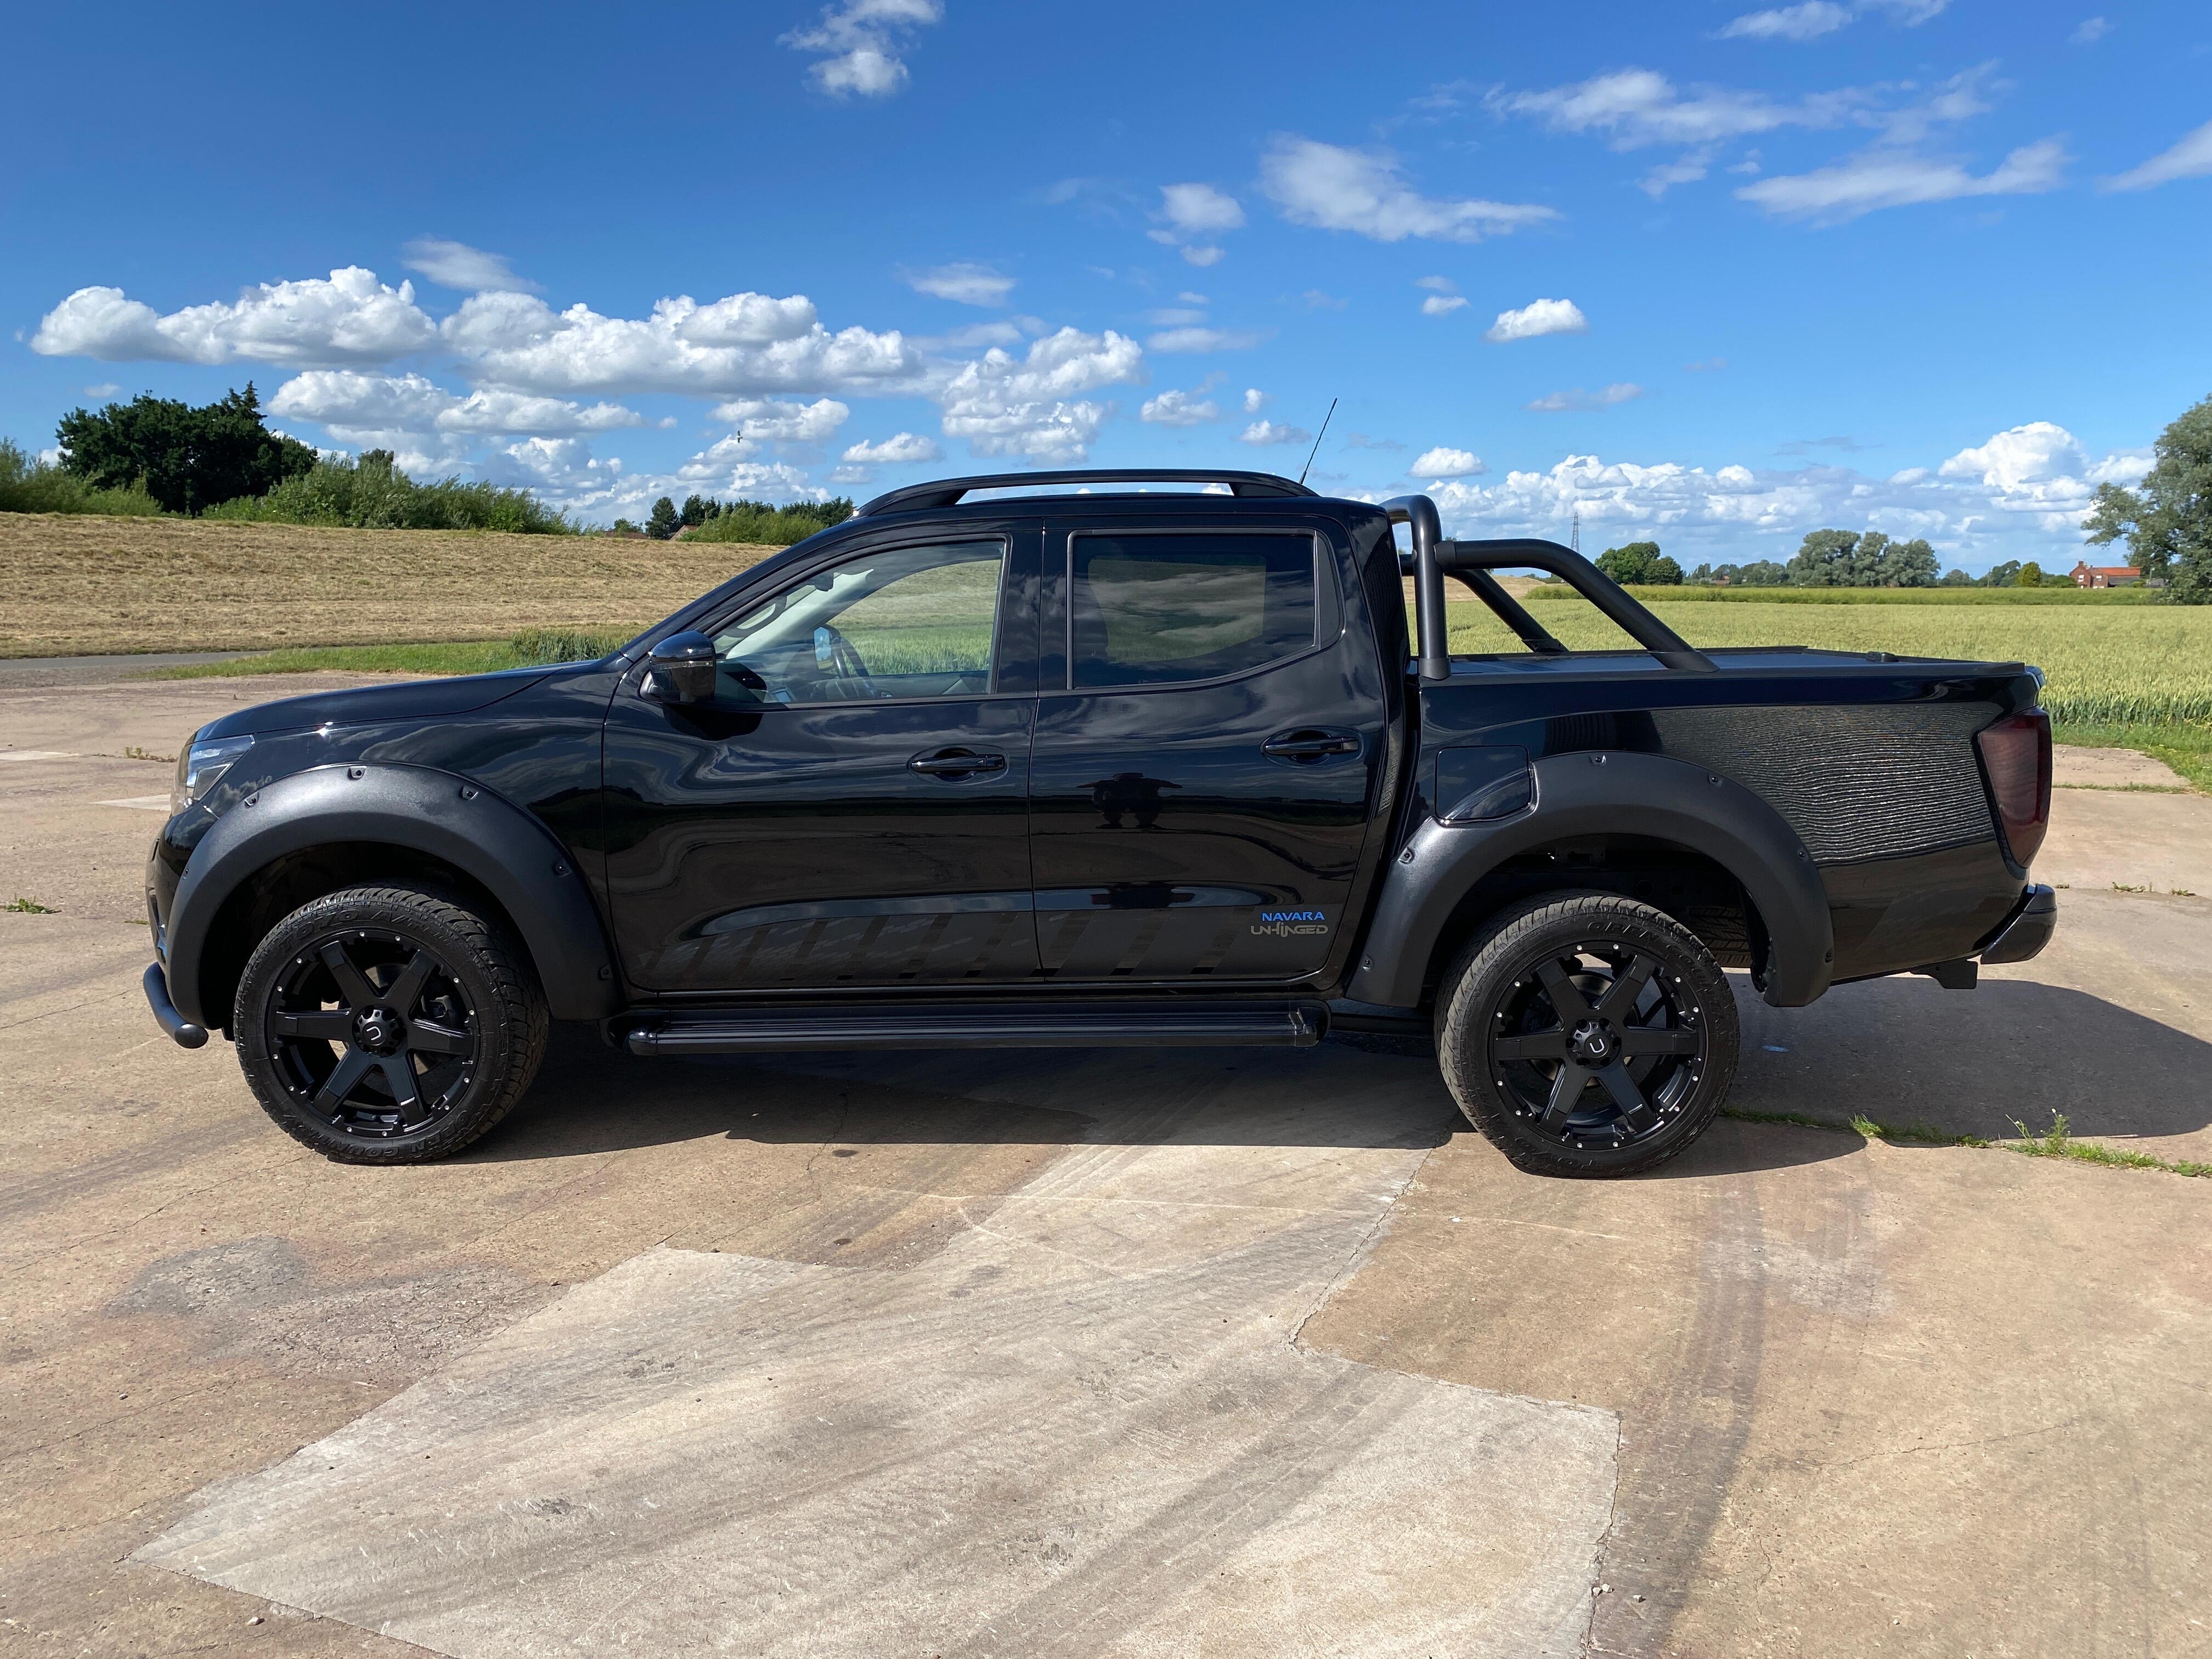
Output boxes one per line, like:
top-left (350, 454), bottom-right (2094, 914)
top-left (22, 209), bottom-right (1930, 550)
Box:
top-left (1384, 496), bottom-right (1715, 676)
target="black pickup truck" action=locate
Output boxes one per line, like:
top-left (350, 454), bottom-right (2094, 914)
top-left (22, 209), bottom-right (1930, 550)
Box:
top-left (142, 469), bottom-right (2055, 1176)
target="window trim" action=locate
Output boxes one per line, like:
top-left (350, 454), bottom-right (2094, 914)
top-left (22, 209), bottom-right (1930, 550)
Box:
top-left (1057, 526), bottom-right (1340, 696)
top-left (690, 532), bottom-right (1022, 712)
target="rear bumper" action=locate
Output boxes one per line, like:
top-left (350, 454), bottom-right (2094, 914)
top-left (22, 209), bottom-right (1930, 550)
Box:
top-left (142, 962), bottom-right (210, 1049)
top-left (1978, 884), bottom-right (2057, 965)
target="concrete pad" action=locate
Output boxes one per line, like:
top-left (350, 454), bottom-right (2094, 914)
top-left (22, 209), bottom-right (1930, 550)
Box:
top-left (1302, 1118), bottom-right (2212, 1659)
top-left (2040, 784), bottom-right (2212, 899)
top-left (2053, 742), bottom-right (2192, 791)
top-left (135, 1066), bottom-right (1620, 1658)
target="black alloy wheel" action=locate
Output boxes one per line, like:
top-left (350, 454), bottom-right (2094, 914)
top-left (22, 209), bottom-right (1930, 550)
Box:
top-left (1437, 892), bottom-right (1739, 1178)
top-left (264, 928), bottom-right (478, 1137)
top-left (234, 884), bottom-right (548, 1164)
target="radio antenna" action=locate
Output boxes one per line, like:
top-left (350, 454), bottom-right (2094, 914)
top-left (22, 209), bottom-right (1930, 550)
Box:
top-left (1297, 398), bottom-right (1338, 487)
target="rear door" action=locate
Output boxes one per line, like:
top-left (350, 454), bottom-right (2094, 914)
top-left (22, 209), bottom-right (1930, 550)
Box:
top-left (1026, 521), bottom-right (1386, 982)
top-left (602, 524), bottom-right (1042, 992)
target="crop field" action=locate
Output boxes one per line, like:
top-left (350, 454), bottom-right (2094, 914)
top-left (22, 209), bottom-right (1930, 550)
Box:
top-left (0, 512), bottom-right (782, 658)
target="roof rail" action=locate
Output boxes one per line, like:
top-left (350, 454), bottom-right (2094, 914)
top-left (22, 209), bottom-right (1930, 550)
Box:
top-left (855, 469), bottom-right (1317, 517)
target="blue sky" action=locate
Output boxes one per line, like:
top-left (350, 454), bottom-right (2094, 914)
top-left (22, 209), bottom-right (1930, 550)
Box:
top-left (5, 0), bottom-right (2209, 572)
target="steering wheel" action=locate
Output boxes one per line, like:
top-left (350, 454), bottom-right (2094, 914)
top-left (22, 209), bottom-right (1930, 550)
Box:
top-left (810, 624), bottom-right (875, 695)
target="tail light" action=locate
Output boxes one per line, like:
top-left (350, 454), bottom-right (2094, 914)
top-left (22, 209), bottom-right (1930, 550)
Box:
top-left (1975, 710), bottom-right (2051, 870)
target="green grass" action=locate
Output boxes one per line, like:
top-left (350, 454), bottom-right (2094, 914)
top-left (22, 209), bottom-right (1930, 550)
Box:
top-left (1532, 583), bottom-right (2153, 605)
top-left (147, 627), bottom-right (634, 680)
top-left (4, 896), bottom-right (57, 913)
top-left (1723, 1105), bottom-right (2211, 1177)
top-left (0, 438), bottom-right (166, 517)
top-left (204, 454), bottom-right (573, 534)
top-left (2053, 719), bottom-right (2212, 791)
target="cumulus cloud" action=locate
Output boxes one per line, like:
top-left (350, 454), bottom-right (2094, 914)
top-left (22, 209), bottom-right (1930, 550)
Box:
top-left (1239, 419), bottom-right (1311, 447)
top-left (268, 371), bottom-right (644, 438)
top-left (1259, 136), bottom-right (1558, 242)
top-left (842, 431), bottom-right (942, 465)
top-left (1486, 297), bottom-right (1588, 342)
top-left (1421, 295), bottom-right (1469, 317)
top-left (31, 268), bottom-right (437, 366)
top-left (1737, 136), bottom-right (2067, 221)
top-left (441, 289), bottom-right (922, 397)
top-left (1140, 389), bottom-right (1221, 426)
top-left (1411, 447), bottom-right (1484, 477)
top-left (935, 326), bottom-right (1144, 462)
top-left (901, 262), bottom-right (1016, 306)
top-left (2102, 119), bottom-right (2212, 192)
top-left (782, 0), bottom-right (942, 97)
top-left (1527, 383), bottom-right (1644, 411)
top-left (400, 238), bottom-right (538, 294)
top-left (1158, 183), bottom-right (1244, 234)
top-left (1243, 388), bottom-right (1268, 413)
top-left (1718, 2), bottom-right (1851, 40)
top-left (707, 396), bottom-right (850, 441)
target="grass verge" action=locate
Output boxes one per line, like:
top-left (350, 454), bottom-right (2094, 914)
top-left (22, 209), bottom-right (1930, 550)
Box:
top-left (1722, 1105), bottom-right (2211, 1177)
top-left (146, 627), bottom-right (634, 680)
top-left (2052, 719), bottom-right (2212, 791)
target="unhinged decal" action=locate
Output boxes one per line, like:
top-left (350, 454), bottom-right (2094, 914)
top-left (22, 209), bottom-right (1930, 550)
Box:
top-left (1251, 909), bottom-right (1330, 938)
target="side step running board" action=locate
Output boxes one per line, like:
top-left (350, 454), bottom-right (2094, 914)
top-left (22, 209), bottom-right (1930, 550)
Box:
top-left (624, 998), bottom-right (1328, 1056)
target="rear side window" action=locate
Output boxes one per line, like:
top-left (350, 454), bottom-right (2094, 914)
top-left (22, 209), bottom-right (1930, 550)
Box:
top-left (1071, 532), bottom-right (1317, 689)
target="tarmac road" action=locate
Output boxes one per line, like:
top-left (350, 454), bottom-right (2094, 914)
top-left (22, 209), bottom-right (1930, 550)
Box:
top-left (3, 672), bottom-right (2209, 1657)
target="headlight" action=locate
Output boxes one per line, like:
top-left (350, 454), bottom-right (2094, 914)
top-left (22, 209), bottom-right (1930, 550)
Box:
top-left (170, 733), bottom-right (254, 816)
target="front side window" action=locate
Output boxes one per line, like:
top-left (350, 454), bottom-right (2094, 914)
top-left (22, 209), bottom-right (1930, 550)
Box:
top-left (1071, 532), bottom-right (1317, 689)
top-left (711, 539), bottom-right (1006, 705)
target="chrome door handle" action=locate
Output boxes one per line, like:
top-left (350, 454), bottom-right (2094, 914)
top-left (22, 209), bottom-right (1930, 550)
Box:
top-left (1262, 729), bottom-right (1361, 761)
top-left (909, 747), bottom-right (1007, 777)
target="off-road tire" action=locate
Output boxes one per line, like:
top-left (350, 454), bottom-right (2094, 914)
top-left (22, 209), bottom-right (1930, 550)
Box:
top-left (1436, 890), bottom-right (1739, 1178)
top-left (234, 884), bottom-right (549, 1164)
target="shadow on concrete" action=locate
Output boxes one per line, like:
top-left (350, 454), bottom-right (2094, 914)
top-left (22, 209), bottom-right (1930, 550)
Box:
top-left (1735, 976), bottom-right (2212, 1147)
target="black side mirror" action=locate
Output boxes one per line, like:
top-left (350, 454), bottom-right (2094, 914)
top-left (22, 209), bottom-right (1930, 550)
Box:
top-left (640, 630), bottom-right (718, 706)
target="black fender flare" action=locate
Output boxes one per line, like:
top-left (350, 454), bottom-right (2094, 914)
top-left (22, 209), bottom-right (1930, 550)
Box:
top-left (165, 762), bottom-right (619, 1026)
top-left (1345, 749), bottom-right (1834, 1010)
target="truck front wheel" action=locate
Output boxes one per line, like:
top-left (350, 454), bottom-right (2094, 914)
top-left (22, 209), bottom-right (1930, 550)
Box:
top-left (1435, 891), bottom-right (1739, 1178)
top-left (232, 883), bottom-right (549, 1164)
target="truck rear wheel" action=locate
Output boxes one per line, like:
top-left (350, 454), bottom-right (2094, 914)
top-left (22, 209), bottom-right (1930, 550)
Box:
top-left (1435, 891), bottom-right (1738, 1178)
top-left (233, 884), bottom-right (549, 1165)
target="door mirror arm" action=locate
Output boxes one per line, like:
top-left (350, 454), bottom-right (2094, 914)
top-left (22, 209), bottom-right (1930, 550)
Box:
top-left (640, 630), bottom-right (718, 706)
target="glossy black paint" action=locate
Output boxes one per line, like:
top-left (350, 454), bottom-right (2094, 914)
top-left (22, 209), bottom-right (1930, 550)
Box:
top-left (145, 481), bottom-right (2051, 1050)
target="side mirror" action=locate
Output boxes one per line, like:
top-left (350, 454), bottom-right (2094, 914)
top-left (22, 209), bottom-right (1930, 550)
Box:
top-left (640, 630), bottom-right (718, 706)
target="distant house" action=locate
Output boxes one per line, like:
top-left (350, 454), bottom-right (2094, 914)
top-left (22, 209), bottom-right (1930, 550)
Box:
top-left (2069, 560), bottom-right (2141, 588)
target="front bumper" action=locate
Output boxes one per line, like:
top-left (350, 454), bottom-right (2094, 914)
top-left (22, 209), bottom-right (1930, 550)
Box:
top-left (143, 962), bottom-right (209, 1049)
top-left (1979, 883), bottom-right (2057, 965)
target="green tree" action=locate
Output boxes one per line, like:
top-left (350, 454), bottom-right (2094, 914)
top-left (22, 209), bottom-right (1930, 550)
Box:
top-left (646, 496), bottom-right (680, 540)
top-left (1788, 528), bottom-right (1938, 586)
top-left (2017, 561), bottom-right (2044, 588)
top-left (2083, 391), bottom-right (2212, 603)
top-left (1597, 540), bottom-right (1678, 584)
top-left (679, 493), bottom-right (720, 528)
top-left (54, 383), bottom-right (314, 515)
top-left (1979, 560), bottom-right (2023, 588)
top-left (1940, 567), bottom-right (1972, 585)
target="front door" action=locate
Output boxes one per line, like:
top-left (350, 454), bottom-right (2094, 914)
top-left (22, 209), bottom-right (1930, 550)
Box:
top-left (602, 529), bottom-right (1040, 992)
top-left (1026, 523), bottom-right (1386, 983)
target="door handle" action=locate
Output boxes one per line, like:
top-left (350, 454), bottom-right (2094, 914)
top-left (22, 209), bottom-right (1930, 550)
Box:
top-left (1262, 729), bottom-right (1361, 762)
top-left (909, 747), bottom-right (1007, 777)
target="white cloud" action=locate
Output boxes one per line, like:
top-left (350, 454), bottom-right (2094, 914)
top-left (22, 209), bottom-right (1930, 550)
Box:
top-left (911, 320), bottom-right (1026, 351)
top-left (400, 238), bottom-right (538, 294)
top-left (1495, 69), bottom-right (1855, 150)
top-left (2070, 16), bottom-right (2110, 44)
top-left (441, 289), bottom-right (922, 397)
top-left (1243, 388), bottom-right (1268, 413)
top-left (1140, 390), bottom-right (1221, 426)
top-left (707, 396), bottom-right (850, 441)
top-left (1718, 3), bottom-right (1850, 41)
top-left (1737, 136), bottom-right (2067, 221)
top-left (1178, 246), bottom-right (1226, 268)
top-left (782, 0), bottom-right (942, 98)
top-left (1158, 183), bottom-right (1245, 235)
top-left (1414, 275), bottom-right (1457, 292)
top-left (1259, 136), bottom-right (1559, 242)
top-left (1527, 383), bottom-right (1644, 411)
top-left (935, 326), bottom-right (1144, 462)
top-left (1487, 297), bottom-right (1588, 342)
top-left (1410, 447), bottom-right (1484, 477)
top-left (1146, 326), bottom-right (1264, 353)
top-left (80, 382), bottom-right (120, 399)
top-left (1641, 151), bottom-right (1715, 198)
top-left (842, 431), bottom-right (942, 464)
top-left (268, 371), bottom-right (644, 438)
top-left (2102, 119), bottom-right (2212, 193)
top-left (901, 262), bottom-right (1015, 306)
top-left (31, 268), bottom-right (437, 366)
top-left (1420, 295), bottom-right (1469, 317)
top-left (1239, 420), bottom-right (1311, 447)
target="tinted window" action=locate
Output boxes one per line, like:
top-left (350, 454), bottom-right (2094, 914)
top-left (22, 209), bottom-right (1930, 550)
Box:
top-left (712, 539), bottom-right (1005, 705)
top-left (1071, 533), bottom-right (1316, 689)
